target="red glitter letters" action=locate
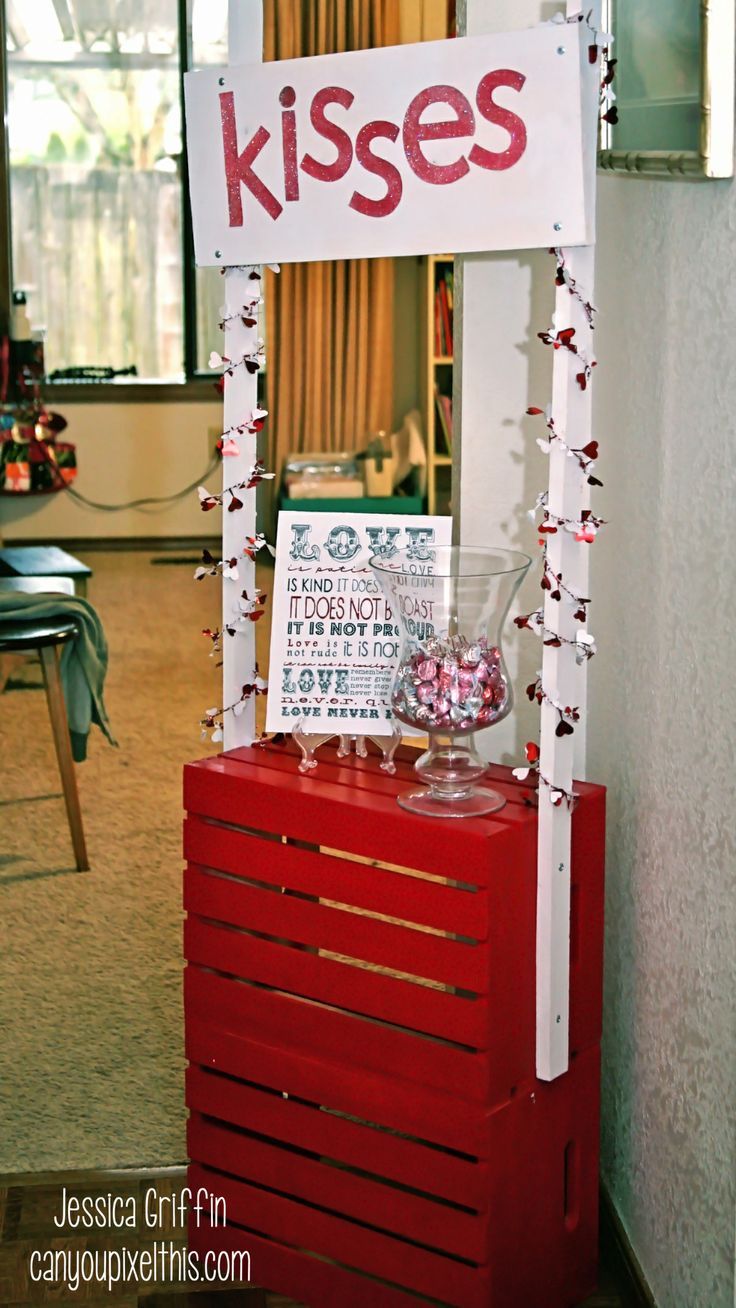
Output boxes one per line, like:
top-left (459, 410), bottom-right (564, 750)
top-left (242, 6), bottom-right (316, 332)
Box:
top-left (220, 92), bottom-right (282, 223)
top-left (349, 120), bottom-right (403, 218)
top-left (301, 86), bottom-right (355, 182)
top-left (469, 69), bottom-right (527, 172)
top-left (402, 85), bottom-right (474, 185)
top-left (220, 70), bottom-right (528, 226)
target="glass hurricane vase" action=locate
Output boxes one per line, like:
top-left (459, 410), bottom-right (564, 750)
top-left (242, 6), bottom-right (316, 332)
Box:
top-left (370, 546), bottom-right (530, 818)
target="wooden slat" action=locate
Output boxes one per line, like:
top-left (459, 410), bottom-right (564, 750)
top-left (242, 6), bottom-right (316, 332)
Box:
top-left (185, 1064), bottom-right (488, 1209)
top-left (229, 739), bottom-right (603, 807)
top-left (238, 740), bottom-right (534, 829)
top-left (184, 866), bottom-right (487, 991)
top-left (184, 918), bottom-right (489, 1047)
top-left (188, 1114), bottom-right (487, 1262)
top-left (189, 1163), bottom-right (485, 1308)
top-left (184, 814), bottom-right (489, 938)
top-left (189, 1218), bottom-right (474, 1308)
top-left (183, 756), bottom-right (497, 884)
top-left (185, 968), bottom-right (489, 1101)
top-left (228, 739), bottom-right (603, 804)
top-left (185, 1018), bottom-right (489, 1156)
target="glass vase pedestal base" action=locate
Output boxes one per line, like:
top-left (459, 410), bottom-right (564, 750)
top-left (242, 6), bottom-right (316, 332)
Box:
top-left (398, 737), bottom-right (506, 820)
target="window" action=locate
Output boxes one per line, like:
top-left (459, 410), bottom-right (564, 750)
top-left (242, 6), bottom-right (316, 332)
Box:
top-left (2, 0), bottom-right (230, 387)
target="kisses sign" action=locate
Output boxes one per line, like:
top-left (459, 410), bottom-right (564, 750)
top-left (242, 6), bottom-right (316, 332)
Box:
top-left (184, 24), bottom-right (589, 265)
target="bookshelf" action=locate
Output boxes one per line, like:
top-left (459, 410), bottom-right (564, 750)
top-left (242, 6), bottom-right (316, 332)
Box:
top-left (422, 254), bottom-right (454, 515)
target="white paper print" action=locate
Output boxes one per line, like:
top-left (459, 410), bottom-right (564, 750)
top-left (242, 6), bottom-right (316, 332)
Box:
top-left (266, 512), bottom-right (452, 733)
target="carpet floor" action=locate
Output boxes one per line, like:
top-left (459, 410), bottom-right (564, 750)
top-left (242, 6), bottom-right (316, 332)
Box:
top-left (0, 550), bottom-right (267, 1175)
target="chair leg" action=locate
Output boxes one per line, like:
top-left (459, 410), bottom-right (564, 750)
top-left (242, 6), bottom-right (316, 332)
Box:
top-left (39, 644), bottom-right (89, 871)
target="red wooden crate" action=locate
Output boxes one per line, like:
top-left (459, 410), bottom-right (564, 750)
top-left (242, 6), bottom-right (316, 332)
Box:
top-left (183, 741), bottom-right (605, 1307)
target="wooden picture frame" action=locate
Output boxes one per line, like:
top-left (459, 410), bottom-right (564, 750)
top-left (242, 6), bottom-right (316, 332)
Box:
top-left (599, 0), bottom-right (734, 178)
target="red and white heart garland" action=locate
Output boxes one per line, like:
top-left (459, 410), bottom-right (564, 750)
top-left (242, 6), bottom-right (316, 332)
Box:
top-left (202, 589), bottom-right (269, 659)
top-left (552, 249), bottom-right (596, 328)
top-left (197, 262), bottom-right (281, 739)
top-left (512, 741), bottom-right (577, 809)
top-left (525, 675), bottom-right (581, 737)
top-left (537, 319), bottom-right (596, 392)
top-left (515, 161), bottom-right (611, 806)
top-left (529, 488), bottom-right (606, 544)
top-left (200, 672), bottom-right (268, 743)
top-left (527, 405), bottom-right (602, 486)
top-left (217, 407), bottom-right (269, 457)
top-left (198, 460), bottom-right (275, 513)
top-left (515, 609), bottom-right (596, 662)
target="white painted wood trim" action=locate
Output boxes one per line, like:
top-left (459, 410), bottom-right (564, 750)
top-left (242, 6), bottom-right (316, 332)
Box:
top-left (536, 0), bottom-right (601, 1081)
top-left (222, 1), bottom-right (264, 749)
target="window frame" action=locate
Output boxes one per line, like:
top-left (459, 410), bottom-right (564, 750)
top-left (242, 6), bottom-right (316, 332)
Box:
top-left (0, 0), bottom-right (212, 403)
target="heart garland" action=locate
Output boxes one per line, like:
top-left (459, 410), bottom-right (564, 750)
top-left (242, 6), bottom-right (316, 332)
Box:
top-left (529, 490), bottom-right (606, 543)
top-left (551, 248), bottom-right (596, 328)
top-left (515, 609), bottom-right (596, 663)
top-left (526, 406), bottom-right (602, 486)
top-left (197, 263), bottom-right (282, 740)
top-left (202, 589), bottom-right (269, 658)
top-left (514, 91), bottom-right (612, 789)
top-left (197, 460), bottom-right (276, 513)
top-left (525, 675), bottom-right (581, 736)
top-left (537, 320), bottom-right (597, 392)
top-left (200, 670), bottom-right (269, 742)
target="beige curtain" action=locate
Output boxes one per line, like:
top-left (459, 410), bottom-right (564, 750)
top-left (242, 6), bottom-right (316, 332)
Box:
top-left (263, 0), bottom-right (400, 471)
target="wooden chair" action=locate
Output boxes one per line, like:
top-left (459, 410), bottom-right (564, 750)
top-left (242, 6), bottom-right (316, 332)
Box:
top-left (0, 576), bottom-right (89, 870)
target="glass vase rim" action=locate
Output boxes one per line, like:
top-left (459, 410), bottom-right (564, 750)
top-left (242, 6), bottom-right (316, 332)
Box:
top-left (369, 545), bottom-right (532, 580)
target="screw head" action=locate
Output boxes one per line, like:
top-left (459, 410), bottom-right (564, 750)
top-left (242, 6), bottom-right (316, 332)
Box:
top-left (215, 250), bottom-right (222, 259)
top-left (218, 76), bottom-right (225, 86)
top-left (553, 222), bottom-right (562, 232)
top-left (556, 1014), bottom-right (561, 1023)
top-left (557, 45), bottom-right (566, 54)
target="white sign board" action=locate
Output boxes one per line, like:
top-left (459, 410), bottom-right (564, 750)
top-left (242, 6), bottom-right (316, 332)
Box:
top-left (266, 512), bottom-right (452, 733)
top-left (185, 25), bottom-right (589, 266)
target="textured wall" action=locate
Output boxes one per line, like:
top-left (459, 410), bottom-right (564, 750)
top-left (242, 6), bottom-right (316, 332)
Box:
top-left (457, 5), bottom-right (736, 1297)
top-left (590, 171), bottom-right (736, 1308)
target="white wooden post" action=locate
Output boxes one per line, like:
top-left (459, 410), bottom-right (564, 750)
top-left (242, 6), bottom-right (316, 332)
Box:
top-left (222, 0), bottom-right (263, 749)
top-left (536, 1), bottom-right (600, 1082)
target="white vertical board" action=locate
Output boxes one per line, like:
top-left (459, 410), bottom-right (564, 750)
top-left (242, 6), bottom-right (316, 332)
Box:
top-left (536, 1), bottom-right (600, 1082)
top-left (222, 0), bottom-right (264, 749)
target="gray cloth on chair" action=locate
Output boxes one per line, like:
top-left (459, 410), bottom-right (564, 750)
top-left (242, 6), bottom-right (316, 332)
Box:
top-left (0, 592), bottom-right (116, 761)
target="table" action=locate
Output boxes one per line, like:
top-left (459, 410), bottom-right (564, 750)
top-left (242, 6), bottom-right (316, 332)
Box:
top-left (183, 741), bottom-right (605, 1308)
top-left (0, 545), bottom-right (92, 597)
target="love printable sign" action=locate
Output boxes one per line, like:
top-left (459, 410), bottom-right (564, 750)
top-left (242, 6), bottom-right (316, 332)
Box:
top-left (266, 512), bottom-right (452, 733)
top-left (184, 24), bottom-right (589, 265)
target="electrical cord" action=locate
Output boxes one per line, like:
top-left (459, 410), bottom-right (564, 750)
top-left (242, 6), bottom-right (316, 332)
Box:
top-left (59, 454), bottom-right (220, 513)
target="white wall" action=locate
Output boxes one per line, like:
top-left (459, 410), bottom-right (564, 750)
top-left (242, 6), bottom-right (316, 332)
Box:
top-left (1, 400), bottom-right (222, 541)
top-left (589, 170), bottom-right (736, 1308)
top-left (457, 9), bottom-right (736, 1300)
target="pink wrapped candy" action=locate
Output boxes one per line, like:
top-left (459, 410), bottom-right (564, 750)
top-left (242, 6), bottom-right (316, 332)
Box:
top-left (391, 637), bottom-right (509, 732)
